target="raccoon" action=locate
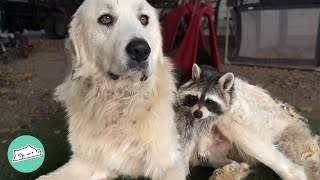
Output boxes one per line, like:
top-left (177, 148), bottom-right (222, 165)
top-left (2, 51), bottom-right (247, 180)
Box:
top-left (176, 64), bottom-right (320, 180)
top-left (175, 64), bottom-right (238, 173)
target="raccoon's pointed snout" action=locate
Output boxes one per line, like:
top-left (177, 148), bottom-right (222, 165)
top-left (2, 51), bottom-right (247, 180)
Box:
top-left (193, 110), bottom-right (203, 119)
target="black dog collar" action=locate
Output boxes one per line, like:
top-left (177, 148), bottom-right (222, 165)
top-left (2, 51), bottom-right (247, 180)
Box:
top-left (108, 72), bottom-right (120, 80)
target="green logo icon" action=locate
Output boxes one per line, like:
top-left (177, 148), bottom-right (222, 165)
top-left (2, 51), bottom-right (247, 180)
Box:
top-left (7, 135), bottom-right (45, 173)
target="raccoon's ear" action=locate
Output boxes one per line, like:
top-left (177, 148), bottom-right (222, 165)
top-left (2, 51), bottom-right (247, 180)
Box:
top-left (218, 73), bottom-right (234, 92)
top-left (192, 64), bottom-right (201, 81)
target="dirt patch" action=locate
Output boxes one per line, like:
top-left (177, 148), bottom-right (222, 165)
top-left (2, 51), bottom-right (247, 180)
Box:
top-left (0, 40), bottom-right (70, 139)
top-left (30, 38), bottom-right (66, 53)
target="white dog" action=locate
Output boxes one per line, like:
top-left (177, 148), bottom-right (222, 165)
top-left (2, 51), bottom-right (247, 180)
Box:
top-left (37, 0), bottom-right (186, 179)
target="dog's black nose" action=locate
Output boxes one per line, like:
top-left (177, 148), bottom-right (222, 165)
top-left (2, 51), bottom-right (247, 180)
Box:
top-left (193, 110), bottom-right (203, 119)
top-left (126, 39), bottom-right (151, 62)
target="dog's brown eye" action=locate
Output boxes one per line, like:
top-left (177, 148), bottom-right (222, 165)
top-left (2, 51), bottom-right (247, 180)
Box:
top-left (98, 14), bottom-right (113, 26)
top-left (140, 15), bottom-right (149, 26)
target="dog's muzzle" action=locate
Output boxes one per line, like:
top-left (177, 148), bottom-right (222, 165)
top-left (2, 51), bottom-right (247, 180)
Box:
top-left (126, 38), bottom-right (150, 70)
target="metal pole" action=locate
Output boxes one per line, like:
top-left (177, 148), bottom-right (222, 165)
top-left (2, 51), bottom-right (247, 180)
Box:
top-left (224, 7), bottom-right (231, 64)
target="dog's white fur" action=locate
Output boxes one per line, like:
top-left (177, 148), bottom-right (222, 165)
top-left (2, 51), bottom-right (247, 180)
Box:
top-left (207, 72), bottom-right (320, 180)
top-left (37, 0), bottom-right (186, 179)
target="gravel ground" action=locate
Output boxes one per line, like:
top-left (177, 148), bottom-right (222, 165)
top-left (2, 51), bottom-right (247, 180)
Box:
top-left (0, 39), bottom-right (319, 141)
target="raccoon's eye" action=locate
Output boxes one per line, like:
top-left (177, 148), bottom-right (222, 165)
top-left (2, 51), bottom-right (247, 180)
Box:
top-left (206, 99), bottom-right (215, 105)
top-left (206, 99), bottom-right (219, 107)
top-left (184, 95), bottom-right (198, 107)
top-left (205, 99), bottom-right (222, 114)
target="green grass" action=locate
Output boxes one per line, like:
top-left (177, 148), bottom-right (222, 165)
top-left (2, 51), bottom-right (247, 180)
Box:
top-left (0, 112), bottom-right (319, 180)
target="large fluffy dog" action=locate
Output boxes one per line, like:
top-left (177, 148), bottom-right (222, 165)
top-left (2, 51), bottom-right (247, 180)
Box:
top-left (37, 0), bottom-right (186, 179)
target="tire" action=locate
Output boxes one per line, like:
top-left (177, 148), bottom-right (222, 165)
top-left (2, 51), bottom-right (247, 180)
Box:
top-left (44, 13), bottom-right (68, 39)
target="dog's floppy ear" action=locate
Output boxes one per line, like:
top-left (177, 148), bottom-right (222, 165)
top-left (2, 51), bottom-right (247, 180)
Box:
top-left (66, 12), bottom-right (86, 69)
top-left (218, 73), bottom-right (234, 92)
top-left (192, 64), bottom-right (201, 81)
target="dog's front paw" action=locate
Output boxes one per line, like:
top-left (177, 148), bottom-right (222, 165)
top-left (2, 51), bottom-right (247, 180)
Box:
top-left (283, 166), bottom-right (307, 180)
top-left (209, 168), bottom-right (224, 180)
top-left (90, 171), bottom-right (108, 180)
top-left (36, 175), bottom-right (54, 180)
top-left (209, 162), bottom-right (250, 180)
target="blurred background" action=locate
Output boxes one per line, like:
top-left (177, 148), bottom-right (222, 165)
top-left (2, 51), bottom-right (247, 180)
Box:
top-left (0, 0), bottom-right (319, 179)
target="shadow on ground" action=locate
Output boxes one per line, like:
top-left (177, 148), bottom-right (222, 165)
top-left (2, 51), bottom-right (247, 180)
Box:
top-left (0, 112), bottom-right (319, 180)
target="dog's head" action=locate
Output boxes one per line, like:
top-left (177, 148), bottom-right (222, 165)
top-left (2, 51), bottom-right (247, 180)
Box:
top-left (68, 0), bottom-right (162, 80)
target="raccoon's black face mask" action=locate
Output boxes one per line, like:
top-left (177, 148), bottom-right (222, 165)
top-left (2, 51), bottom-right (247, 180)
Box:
top-left (182, 93), bottom-right (223, 120)
top-left (177, 64), bottom-right (235, 120)
top-left (184, 95), bottom-right (198, 107)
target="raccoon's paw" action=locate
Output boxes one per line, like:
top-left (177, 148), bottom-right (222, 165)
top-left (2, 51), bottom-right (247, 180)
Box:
top-left (198, 154), bottom-right (208, 163)
top-left (209, 162), bottom-right (250, 180)
top-left (198, 136), bottom-right (212, 163)
top-left (198, 145), bottom-right (211, 163)
top-left (198, 150), bottom-right (210, 163)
